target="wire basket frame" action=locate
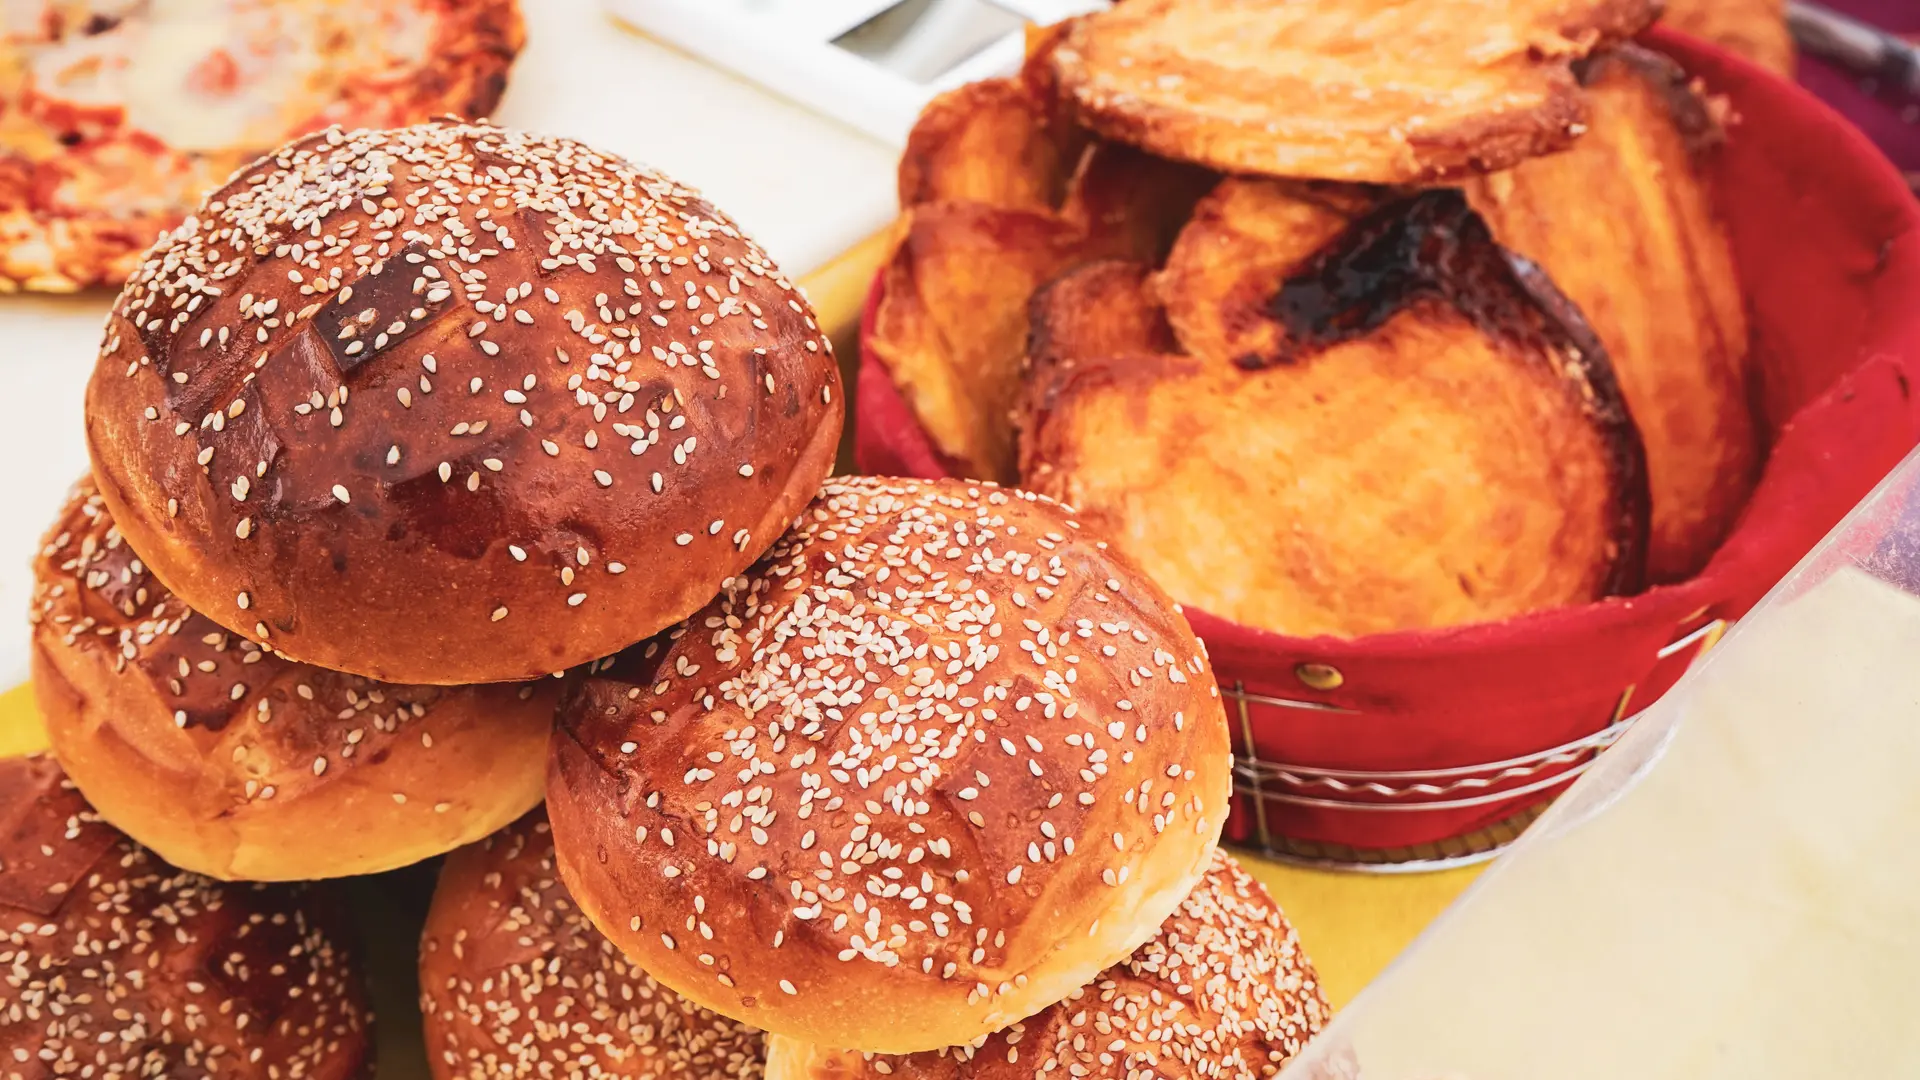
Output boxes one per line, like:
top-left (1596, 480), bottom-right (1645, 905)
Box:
top-left (1227, 619), bottom-right (1727, 871)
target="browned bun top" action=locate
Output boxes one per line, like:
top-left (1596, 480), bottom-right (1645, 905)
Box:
top-left (0, 754), bottom-right (372, 1079)
top-left (29, 478), bottom-right (557, 881)
top-left (766, 849), bottom-right (1330, 1080)
top-left (421, 811), bottom-right (764, 1080)
top-left (547, 476), bottom-right (1234, 1055)
top-left (84, 119), bottom-right (843, 686)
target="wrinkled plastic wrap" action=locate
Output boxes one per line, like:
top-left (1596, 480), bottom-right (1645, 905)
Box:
top-left (1278, 445), bottom-right (1920, 1078)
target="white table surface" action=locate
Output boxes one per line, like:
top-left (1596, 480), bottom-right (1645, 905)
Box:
top-left (0, 0), bottom-right (898, 686)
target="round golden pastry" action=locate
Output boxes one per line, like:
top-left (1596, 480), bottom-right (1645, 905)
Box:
top-left (547, 476), bottom-right (1234, 1055)
top-left (29, 478), bottom-right (558, 881)
top-left (84, 119), bottom-right (844, 685)
top-left (421, 810), bottom-right (765, 1080)
top-left (0, 0), bottom-right (523, 293)
top-left (767, 849), bottom-right (1330, 1080)
top-left (0, 753), bottom-right (373, 1078)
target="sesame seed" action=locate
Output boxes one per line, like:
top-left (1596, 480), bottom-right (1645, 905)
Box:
top-left (553, 477), bottom-right (1227, 1014)
top-left (0, 752), bottom-right (375, 1077)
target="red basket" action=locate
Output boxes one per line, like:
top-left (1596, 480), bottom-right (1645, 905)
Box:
top-left (854, 31), bottom-right (1920, 859)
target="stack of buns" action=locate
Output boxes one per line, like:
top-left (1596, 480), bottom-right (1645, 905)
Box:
top-left (13, 106), bottom-right (1329, 1078)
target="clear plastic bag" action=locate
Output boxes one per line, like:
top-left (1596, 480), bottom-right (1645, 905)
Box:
top-left (1280, 446), bottom-right (1920, 1079)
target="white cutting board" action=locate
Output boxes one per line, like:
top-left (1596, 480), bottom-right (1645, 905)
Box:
top-left (0, 0), bottom-right (897, 686)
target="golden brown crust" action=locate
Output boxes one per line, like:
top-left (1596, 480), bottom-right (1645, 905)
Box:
top-left (870, 142), bottom-right (1209, 485)
top-left (1051, 0), bottom-right (1660, 184)
top-left (1466, 46), bottom-right (1759, 582)
top-left (1021, 192), bottom-right (1649, 638)
top-left (882, 46), bottom-right (1216, 486)
top-left (895, 21), bottom-right (1091, 216)
top-left (0, 0), bottom-right (524, 292)
top-left (1154, 178), bottom-right (1384, 370)
top-left (1020, 259), bottom-right (1176, 421)
top-left (0, 754), bottom-right (373, 1079)
top-left (1659, 0), bottom-right (1794, 76)
top-left (1057, 141), bottom-right (1216, 267)
top-left (84, 120), bottom-right (843, 685)
top-left (897, 79), bottom-right (1082, 214)
top-left (765, 850), bottom-right (1329, 1080)
top-left (547, 477), bottom-right (1233, 1055)
top-left (421, 811), bottom-right (765, 1080)
top-left (29, 478), bottom-right (558, 881)
top-left (866, 204), bottom-right (1101, 482)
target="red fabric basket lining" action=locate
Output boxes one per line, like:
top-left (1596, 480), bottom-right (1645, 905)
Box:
top-left (854, 30), bottom-right (1920, 850)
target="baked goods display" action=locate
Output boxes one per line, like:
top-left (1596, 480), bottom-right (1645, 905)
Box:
top-left (765, 848), bottom-right (1329, 1080)
top-left (548, 476), bottom-right (1234, 1053)
top-left (0, 753), bottom-right (373, 1078)
top-left (10, 52), bottom-right (1307, 1072)
top-left (0, 0), bottom-right (523, 292)
top-left (0, 0), bottom-right (1906, 1069)
top-left (30, 478), bottom-right (555, 881)
top-left (868, 0), bottom-right (1768, 640)
top-left (420, 810), bottom-right (764, 1080)
top-left (84, 120), bottom-right (843, 685)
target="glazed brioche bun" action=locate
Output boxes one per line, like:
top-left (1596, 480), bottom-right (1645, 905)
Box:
top-left (766, 849), bottom-right (1330, 1080)
top-left (421, 811), bottom-right (765, 1080)
top-left (548, 477), bottom-right (1234, 1054)
top-left (29, 478), bottom-right (556, 881)
top-left (0, 754), bottom-right (372, 1079)
top-left (84, 119), bottom-right (842, 685)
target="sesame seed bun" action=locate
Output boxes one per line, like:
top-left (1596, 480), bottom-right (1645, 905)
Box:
top-left (29, 478), bottom-right (556, 881)
top-left (547, 477), bottom-right (1233, 1055)
top-left (421, 811), bottom-right (765, 1080)
top-left (83, 120), bottom-right (843, 685)
top-left (765, 849), bottom-right (1330, 1080)
top-left (0, 754), bottom-right (372, 1078)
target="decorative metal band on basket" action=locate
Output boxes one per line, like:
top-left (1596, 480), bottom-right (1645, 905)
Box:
top-left (1230, 618), bottom-right (1727, 871)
